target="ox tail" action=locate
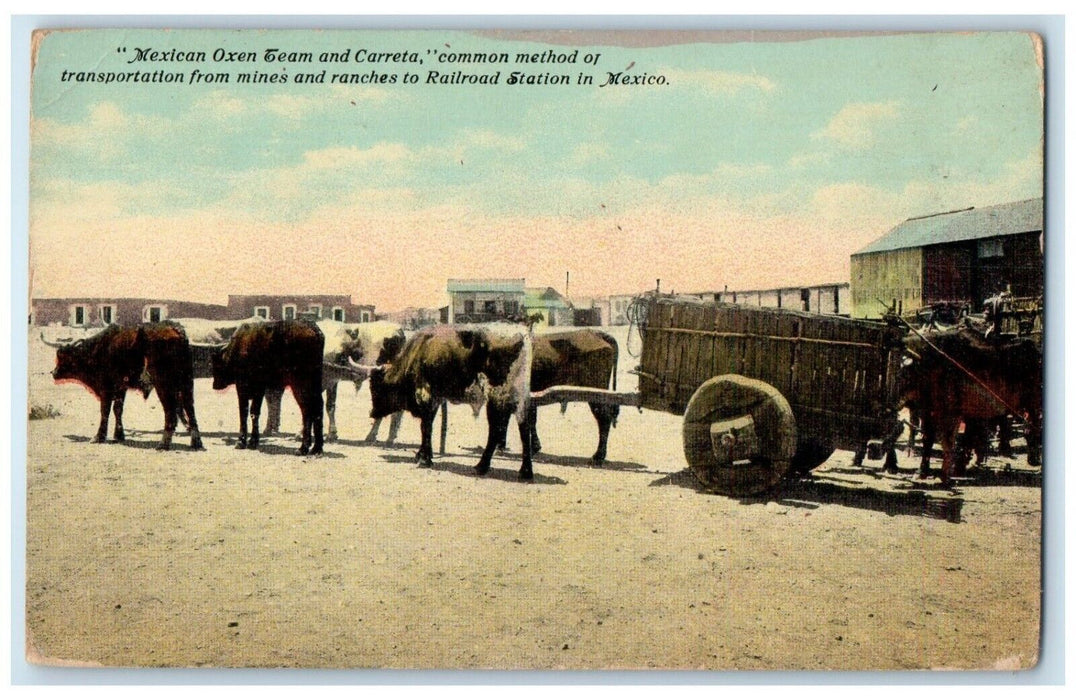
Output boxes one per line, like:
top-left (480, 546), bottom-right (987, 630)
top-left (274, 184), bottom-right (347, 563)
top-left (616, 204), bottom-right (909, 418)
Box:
top-left (599, 330), bottom-right (618, 392)
top-left (610, 336), bottom-right (618, 392)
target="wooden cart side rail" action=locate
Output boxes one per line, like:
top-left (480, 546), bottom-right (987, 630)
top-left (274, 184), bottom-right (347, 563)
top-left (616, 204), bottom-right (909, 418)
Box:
top-left (654, 325), bottom-right (882, 350)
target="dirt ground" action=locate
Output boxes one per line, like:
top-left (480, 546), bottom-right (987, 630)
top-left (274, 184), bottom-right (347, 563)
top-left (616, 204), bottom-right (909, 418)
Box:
top-left (23, 326), bottom-right (1042, 670)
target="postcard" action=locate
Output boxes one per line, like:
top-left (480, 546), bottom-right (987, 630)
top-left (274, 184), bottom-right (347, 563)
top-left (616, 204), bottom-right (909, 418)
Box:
top-left (24, 26), bottom-right (1045, 671)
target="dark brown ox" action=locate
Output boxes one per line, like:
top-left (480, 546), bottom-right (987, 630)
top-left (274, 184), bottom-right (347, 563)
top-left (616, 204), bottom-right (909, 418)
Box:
top-left (48, 322), bottom-right (203, 450)
top-left (901, 326), bottom-right (1042, 484)
top-left (211, 320), bottom-right (325, 455)
top-left (487, 329), bottom-right (620, 465)
top-left (369, 325), bottom-right (533, 478)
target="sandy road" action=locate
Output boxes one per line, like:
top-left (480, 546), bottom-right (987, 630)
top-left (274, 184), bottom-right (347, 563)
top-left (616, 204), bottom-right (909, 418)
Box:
top-left (24, 329), bottom-right (1041, 670)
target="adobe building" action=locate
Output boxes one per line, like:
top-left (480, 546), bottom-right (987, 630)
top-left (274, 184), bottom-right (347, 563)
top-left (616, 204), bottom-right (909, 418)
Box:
top-left (31, 293), bottom-right (375, 327)
top-left (225, 295), bottom-right (374, 323)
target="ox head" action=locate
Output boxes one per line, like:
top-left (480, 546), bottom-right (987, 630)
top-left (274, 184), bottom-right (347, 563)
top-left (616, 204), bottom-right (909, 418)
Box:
top-left (368, 365), bottom-right (407, 420)
top-left (47, 336), bottom-right (88, 383)
top-left (481, 331), bottom-right (526, 387)
top-left (209, 345), bottom-right (233, 390)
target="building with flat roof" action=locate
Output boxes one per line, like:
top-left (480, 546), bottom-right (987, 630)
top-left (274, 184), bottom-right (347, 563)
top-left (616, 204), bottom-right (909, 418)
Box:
top-left (446, 278), bottom-right (526, 324)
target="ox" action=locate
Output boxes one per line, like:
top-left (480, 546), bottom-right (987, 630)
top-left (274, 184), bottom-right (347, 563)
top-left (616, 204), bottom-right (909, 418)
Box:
top-left (487, 329), bottom-right (620, 465)
top-left (262, 320), bottom-right (407, 442)
top-left (901, 326), bottom-right (1042, 484)
top-left (46, 322), bottom-right (203, 450)
top-left (369, 324), bottom-right (534, 478)
top-left (211, 319), bottom-right (325, 455)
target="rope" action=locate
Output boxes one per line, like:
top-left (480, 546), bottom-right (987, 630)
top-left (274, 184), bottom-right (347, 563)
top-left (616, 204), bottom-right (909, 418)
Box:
top-left (898, 317), bottom-right (1029, 419)
top-left (624, 292), bottom-right (653, 358)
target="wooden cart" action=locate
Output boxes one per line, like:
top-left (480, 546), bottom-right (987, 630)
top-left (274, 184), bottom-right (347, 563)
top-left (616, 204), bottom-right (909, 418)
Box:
top-left (531, 294), bottom-right (906, 496)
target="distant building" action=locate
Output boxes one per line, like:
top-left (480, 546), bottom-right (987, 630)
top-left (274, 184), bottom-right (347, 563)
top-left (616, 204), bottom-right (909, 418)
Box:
top-left (850, 197), bottom-right (1043, 319)
top-left (570, 296), bottom-right (607, 326)
top-left (710, 283), bottom-right (849, 316)
top-left (31, 297), bottom-right (228, 328)
top-left (524, 287), bottom-right (573, 329)
top-left (31, 293), bottom-right (375, 327)
top-left (607, 294), bottom-right (639, 325)
top-left (225, 294), bottom-right (374, 323)
top-left (377, 306), bottom-right (441, 330)
top-left (446, 278), bottom-right (526, 323)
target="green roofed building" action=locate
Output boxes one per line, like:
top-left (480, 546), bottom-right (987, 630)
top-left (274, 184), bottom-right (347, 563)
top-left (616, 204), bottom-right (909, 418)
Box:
top-left (446, 278), bottom-right (526, 324)
top-left (524, 287), bottom-right (573, 329)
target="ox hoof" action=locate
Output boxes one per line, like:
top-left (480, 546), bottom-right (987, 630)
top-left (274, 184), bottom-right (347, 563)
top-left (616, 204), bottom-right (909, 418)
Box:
top-left (235, 441), bottom-right (248, 450)
top-left (155, 443), bottom-right (172, 452)
top-left (475, 462), bottom-right (491, 476)
top-left (519, 468), bottom-right (534, 481)
top-left (92, 435), bottom-right (106, 444)
top-left (190, 440), bottom-right (205, 451)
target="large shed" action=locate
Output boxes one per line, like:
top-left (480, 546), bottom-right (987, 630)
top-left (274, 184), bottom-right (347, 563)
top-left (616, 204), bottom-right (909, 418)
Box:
top-left (850, 197), bottom-right (1043, 319)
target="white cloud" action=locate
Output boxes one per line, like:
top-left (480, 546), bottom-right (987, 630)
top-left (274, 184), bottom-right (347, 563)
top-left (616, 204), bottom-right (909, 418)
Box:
top-left (301, 143), bottom-right (412, 170)
top-left (812, 101), bottom-right (901, 149)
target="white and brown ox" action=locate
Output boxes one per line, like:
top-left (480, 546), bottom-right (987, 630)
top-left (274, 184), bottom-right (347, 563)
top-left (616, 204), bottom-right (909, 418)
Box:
top-left (487, 328), bottom-right (620, 465)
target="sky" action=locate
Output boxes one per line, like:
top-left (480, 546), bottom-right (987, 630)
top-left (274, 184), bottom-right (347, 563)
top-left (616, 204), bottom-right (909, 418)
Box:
top-left (28, 29), bottom-right (1044, 312)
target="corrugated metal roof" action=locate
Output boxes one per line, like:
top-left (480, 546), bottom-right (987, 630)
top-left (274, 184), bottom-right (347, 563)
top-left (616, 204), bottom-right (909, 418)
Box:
top-left (853, 197), bottom-right (1042, 255)
top-left (446, 278), bottom-right (525, 293)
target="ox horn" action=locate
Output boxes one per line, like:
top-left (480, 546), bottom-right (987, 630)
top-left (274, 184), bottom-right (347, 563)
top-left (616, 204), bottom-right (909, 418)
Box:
top-left (903, 348), bottom-right (922, 361)
top-left (346, 356), bottom-right (385, 375)
top-left (188, 341), bottom-right (227, 349)
top-left (39, 332), bottom-right (68, 349)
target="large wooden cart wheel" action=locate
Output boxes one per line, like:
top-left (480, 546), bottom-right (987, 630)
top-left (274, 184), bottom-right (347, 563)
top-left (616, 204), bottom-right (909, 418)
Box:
top-left (682, 374), bottom-right (797, 496)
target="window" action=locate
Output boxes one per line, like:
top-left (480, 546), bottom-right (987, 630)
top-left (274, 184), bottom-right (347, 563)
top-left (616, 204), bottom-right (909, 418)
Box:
top-left (504, 300), bottom-right (519, 315)
top-left (143, 305), bottom-right (166, 323)
top-left (72, 305), bottom-right (87, 326)
top-left (99, 304), bottom-right (116, 325)
top-left (283, 304), bottom-right (296, 320)
top-left (484, 300), bottom-right (497, 314)
top-left (978, 239), bottom-right (1004, 258)
top-left (308, 305), bottom-right (322, 319)
top-left (360, 311), bottom-right (370, 323)
top-left (254, 306), bottom-right (270, 319)
top-left (333, 307), bottom-right (345, 322)
top-left (464, 300), bottom-right (475, 315)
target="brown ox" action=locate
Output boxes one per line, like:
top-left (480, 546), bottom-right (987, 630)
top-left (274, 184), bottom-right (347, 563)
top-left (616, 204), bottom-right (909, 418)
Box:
top-left (211, 320), bottom-right (325, 455)
top-left (901, 326), bottom-right (1042, 484)
top-left (47, 322), bottom-right (203, 450)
